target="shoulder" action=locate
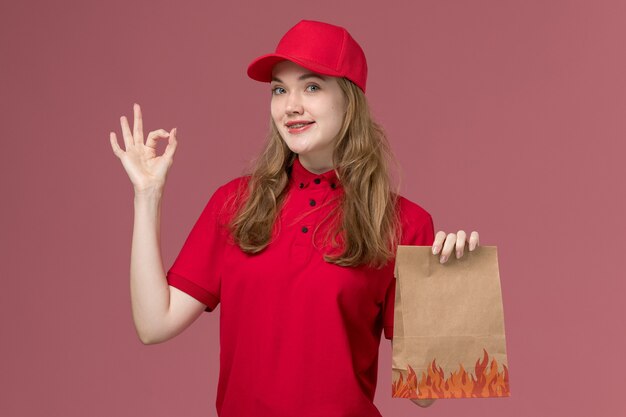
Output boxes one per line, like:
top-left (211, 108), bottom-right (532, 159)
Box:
top-left (204, 175), bottom-right (251, 206)
top-left (396, 194), bottom-right (435, 245)
top-left (203, 175), bottom-right (251, 222)
top-left (397, 194), bottom-right (433, 227)
top-left (215, 175), bottom-right (251, 197)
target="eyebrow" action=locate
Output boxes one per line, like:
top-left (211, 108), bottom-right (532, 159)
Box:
top-left (271, 73), bottom-right (327, 83)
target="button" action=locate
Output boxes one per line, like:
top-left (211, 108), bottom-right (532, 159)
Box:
top-left (309, 199), bottom-right (316, 206)
top-left (313, 178), bottom-right (321, 184)
top-left (330, 183), bottom-right (336, 189)
top-left (299, 183), bottom-right (304, 189)
top-left (301, 226), bottom-right (309, 233)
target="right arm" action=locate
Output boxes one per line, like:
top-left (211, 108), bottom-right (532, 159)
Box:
top-left (111, 103), bottom-right (208, 344)
top-left (131, 190), bottom-right (207, 344)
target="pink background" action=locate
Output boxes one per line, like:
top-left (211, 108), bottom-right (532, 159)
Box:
top-left (2, 0), bottom-right (624, 416)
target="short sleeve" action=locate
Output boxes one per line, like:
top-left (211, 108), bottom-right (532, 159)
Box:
top-left (166, 184), bottom-right (233, 313)
top-left (383, 199), bottom-right (435, 340)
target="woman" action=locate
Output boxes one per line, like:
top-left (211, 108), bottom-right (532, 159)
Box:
top-left (110, 19), bottom-right (479, 417)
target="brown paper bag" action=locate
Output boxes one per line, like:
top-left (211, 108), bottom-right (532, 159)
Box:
top-left (391, 245), bottom-right (510, 399)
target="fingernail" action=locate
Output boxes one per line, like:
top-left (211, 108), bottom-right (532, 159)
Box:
top-left (440, 255), bottom-right (447, 263)
top-left (432, 246), bottom-right (438, 255)
top-left (456, 250), bottom-right (461, 258)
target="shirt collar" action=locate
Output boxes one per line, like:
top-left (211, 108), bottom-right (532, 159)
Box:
top-left (289, 156), bottom-right (340, 190)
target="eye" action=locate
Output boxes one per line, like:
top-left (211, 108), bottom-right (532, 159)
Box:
top-left (306, 84), bottom-right (320, 92)
top-left (271, 86), bottom-right (286, 95)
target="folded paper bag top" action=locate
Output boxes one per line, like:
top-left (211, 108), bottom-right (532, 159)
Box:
top-left (391, 245), bottom-right (511, 399)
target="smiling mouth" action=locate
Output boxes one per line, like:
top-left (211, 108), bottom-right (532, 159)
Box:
top-left (286, 121), bottom-right (315, 129)
top-left (286, 122), bottom-right (315, 134)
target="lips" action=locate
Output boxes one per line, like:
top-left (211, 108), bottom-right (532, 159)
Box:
top-left (286, 121), bottom-right (315, 128)
top-left (285, 120), bottom-right (315, 134)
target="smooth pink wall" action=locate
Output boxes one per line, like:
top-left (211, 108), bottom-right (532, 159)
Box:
top-left (2, 0), bottom-right (624, 416)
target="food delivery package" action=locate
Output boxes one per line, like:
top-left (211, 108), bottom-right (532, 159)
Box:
top-left (391, 245), bottom-right (511, 399)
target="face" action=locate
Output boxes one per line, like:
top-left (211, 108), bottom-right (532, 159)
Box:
top-left (270, 60), bottom-right (347, 173)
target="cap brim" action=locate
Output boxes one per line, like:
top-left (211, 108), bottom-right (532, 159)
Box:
top-left (247, 53), bottom-right (342, 83)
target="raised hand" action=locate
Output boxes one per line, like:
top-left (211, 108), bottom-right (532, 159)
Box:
top-left (109, 103), bottom-right (178, 194)
top-left (432, 230), bottom-right (480, 264)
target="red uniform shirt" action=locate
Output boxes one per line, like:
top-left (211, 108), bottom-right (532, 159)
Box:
top-left (166, 156), bottom-right (434, 417)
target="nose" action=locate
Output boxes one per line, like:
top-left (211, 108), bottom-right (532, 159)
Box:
top-left (285, 91), bottom-right (303, 115)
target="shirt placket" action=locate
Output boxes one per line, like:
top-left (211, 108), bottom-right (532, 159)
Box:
top-left (292, 176), bottom-right (337, 260)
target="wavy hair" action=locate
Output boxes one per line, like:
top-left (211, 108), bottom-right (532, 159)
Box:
top-left (226, 77), bottom-right (403, 268)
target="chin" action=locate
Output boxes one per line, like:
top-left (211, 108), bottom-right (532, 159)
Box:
top-left (288, 146), bottom-right (311, 156)
top-left (283, 139), bottom-right (312, 155)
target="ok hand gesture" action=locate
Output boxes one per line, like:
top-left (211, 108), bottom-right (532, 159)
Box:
top-left (109, 103), bottom-right (178, 194)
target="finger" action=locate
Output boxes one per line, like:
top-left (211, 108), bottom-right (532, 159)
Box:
top-left (432, 231), bottom-right (447, 254)
top-left (145, 129), bottom-right (170, 150)
top-left (120, 115), bottom-right (134, 149)
top-left (455, 230), bottom-right (467, 258)
top-left (469, 231), bottom-right (479, 251)
top-left (133, 103), bottom-right (144, 146)
top-left (163, 127), bottom-right (178, 159)
top-left (110, 132), bottom-right (124, 157)
top-left (440, 232), bottom-right (457, 264)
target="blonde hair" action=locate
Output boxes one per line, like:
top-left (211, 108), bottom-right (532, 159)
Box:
top-left (226, 77), bottom-right (402, 268)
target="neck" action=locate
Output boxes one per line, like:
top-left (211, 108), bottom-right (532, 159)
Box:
top-left (298, 153), bottom-right (334, 174)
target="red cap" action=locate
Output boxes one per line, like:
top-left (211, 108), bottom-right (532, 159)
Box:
top-left (247, 20), bottom-right (368, 93)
